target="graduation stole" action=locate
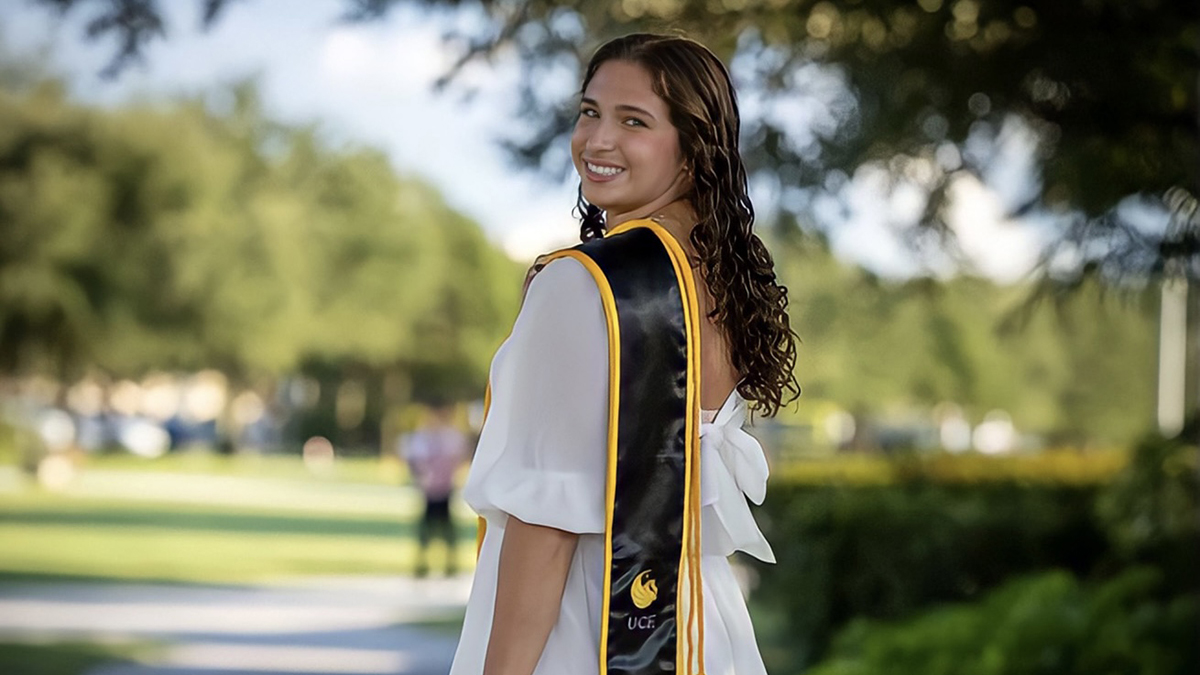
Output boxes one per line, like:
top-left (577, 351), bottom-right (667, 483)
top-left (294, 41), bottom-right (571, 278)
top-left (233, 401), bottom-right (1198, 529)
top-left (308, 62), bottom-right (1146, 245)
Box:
top-left (478, 219), bottom-right (705, 674)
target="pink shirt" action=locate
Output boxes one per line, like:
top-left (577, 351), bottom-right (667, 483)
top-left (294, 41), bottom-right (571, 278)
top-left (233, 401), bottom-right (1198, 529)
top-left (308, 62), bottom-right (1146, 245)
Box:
top-left (402, 426), bottom-right (467, 500)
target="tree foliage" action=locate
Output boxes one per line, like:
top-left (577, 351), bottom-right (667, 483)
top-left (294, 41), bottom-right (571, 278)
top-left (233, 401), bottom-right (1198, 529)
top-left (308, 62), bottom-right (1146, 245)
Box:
top-left (32, 0), bottom-right (1200, 280)
top-left (0, 21), bottom-right (1166, 443)
top-left (772, 231), bottom-right (1158, 445)
top-left (0, 74), bottom-right (523, 390)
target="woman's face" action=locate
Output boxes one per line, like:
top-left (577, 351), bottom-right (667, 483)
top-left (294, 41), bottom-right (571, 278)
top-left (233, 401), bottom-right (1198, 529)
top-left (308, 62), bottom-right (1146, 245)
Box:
top-left (571, 60), bottom-right (689, 223)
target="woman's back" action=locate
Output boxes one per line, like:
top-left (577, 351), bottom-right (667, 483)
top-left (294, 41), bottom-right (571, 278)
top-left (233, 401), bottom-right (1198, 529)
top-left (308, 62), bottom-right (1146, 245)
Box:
top-left (690, 244), bottom-right (742, 411)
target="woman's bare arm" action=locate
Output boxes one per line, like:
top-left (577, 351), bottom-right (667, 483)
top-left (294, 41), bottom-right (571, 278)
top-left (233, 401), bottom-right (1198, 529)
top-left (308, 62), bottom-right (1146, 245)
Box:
top-left (483, 515), bottom-right (579, 675)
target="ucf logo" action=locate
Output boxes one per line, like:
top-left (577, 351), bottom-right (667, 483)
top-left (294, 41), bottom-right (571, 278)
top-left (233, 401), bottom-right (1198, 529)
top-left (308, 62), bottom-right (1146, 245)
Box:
top-left (628, 614), bottom-right (656, 630)
top-left (627, 571), bottom-right (659, 630)
top-left (631, 570), bottom-right (658, 609)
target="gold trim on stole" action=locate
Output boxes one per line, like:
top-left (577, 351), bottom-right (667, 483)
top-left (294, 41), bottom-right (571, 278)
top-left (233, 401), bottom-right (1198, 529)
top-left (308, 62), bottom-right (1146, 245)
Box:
top-left (608, 220), bottom-right (706, 672)
top-left (536, 249), bottom-right (623, 675)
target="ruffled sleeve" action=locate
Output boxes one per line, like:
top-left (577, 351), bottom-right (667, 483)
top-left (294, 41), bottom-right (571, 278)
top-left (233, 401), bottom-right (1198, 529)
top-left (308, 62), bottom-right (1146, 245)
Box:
top-left (462, 257), bottom-right (609, 534)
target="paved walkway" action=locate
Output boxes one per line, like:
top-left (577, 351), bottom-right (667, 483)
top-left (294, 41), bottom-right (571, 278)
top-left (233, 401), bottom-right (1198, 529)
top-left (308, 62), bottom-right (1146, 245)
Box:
top-left (0, 575), bottom-right (472, 675)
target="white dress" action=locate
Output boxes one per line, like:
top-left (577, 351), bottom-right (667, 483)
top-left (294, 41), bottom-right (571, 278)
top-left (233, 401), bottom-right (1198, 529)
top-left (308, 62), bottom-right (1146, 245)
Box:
top-left (449, 257), bottom-right (776, 675)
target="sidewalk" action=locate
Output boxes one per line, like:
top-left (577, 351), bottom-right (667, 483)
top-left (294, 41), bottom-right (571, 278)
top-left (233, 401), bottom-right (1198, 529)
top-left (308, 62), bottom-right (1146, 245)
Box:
top-left (0, 575), bottom-right (472, 675)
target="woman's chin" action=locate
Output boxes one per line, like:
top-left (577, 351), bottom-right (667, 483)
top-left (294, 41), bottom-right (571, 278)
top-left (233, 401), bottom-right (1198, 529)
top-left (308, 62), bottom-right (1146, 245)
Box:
top-left (580, 193), bottom-right (622, 214)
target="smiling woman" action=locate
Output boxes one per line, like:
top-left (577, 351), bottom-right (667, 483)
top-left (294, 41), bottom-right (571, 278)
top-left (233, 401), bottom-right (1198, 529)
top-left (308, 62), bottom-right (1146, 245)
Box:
top-left (449, 33), bottom-right (798, 675)
top-left (572, 60), bottom-right (691, 226)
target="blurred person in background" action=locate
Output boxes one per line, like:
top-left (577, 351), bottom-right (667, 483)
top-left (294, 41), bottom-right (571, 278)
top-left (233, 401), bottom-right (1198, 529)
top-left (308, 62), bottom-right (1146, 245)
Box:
top-left (450, 33), bottom-right (800, 675)
top-left (400, 402), bottom-right (469, 577)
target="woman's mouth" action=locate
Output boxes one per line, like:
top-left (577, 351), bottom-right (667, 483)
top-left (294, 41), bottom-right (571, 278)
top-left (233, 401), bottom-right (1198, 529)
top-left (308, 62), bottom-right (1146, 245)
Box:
top-left (585, 161), bottom-right (625, 180)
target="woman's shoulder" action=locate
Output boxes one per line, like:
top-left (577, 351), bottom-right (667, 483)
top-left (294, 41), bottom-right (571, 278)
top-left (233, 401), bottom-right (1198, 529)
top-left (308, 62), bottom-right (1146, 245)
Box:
top-left (525, 253), bottom-right (598, 298)
top-left (523, 220), bottom-right (674, 294)
top-left (503, 254), bottom-right (608, 372)
top-left (518, 255), bottom-right (605, 333)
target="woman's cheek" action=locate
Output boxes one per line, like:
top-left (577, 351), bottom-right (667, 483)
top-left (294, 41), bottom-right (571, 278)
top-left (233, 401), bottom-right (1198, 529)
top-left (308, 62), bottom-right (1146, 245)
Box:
top-left (569, 121), bottom-right (587, 153)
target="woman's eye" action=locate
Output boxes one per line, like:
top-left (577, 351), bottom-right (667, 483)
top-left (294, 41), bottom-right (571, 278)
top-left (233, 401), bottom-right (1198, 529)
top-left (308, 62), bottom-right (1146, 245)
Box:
top-left (624, 118), bottom-right (647, 128)
top-left (580, 108), bottom-right (599, 118)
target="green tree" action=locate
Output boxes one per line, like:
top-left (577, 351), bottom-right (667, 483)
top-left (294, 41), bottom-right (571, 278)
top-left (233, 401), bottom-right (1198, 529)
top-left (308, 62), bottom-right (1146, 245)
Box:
top-left (770, 231), bottom-right (1156, 444)
top-left (33, 0), bottom-right (1200, 280)
top-left (0, 74), bottom-right (521, 396)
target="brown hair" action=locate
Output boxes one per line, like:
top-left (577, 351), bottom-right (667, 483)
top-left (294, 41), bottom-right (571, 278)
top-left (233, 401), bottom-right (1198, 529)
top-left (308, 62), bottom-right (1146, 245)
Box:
top-left (576, 33), bottom-right (800, 417)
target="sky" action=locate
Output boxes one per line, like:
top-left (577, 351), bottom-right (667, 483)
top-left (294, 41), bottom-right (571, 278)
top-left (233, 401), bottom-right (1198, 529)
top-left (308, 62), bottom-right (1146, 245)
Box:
top-left (2, 0), bottom-right (1047, 280)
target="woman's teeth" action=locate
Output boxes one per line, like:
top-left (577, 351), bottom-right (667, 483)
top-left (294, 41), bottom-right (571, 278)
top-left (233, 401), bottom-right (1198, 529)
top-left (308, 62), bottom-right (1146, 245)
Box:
top-left (587, 163), bottom-right (623, 177)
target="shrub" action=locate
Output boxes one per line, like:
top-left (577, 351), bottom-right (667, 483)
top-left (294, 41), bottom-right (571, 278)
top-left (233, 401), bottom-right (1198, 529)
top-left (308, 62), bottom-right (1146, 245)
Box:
top-left (1095, 433), bottom-right (1199, 595)
top-left (772, 450), bottom-right (1128, 487)
top-left (805, 568), bottom-right (1199, 675)
top-left (751, 482), bottom-right (1107, 670)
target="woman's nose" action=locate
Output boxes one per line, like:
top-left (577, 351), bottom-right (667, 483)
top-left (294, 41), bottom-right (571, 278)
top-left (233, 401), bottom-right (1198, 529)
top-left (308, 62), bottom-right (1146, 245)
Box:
top-left (585, 121), bottom-right (617, 151)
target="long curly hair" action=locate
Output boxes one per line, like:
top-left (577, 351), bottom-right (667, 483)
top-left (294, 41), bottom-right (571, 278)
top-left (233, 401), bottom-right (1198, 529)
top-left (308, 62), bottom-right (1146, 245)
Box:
top-left (575, 33), bottom-right (800, 417)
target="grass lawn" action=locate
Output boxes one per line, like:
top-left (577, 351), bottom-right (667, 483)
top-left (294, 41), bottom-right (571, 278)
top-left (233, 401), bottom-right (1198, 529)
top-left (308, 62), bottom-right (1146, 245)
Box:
top-left (0, 640), bottom-right (160, 675)
top-left (0, 454), bottom-right (478, 584)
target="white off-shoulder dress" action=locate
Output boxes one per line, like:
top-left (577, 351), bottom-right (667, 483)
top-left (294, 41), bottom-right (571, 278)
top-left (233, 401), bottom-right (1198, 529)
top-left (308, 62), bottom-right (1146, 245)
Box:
top-left (449, 257), bottom-right (775, 675)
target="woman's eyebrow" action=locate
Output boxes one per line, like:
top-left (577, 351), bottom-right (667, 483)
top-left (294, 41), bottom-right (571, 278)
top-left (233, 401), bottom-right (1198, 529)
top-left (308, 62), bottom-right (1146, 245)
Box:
top-left (580, 97), bottom-right (658, 121)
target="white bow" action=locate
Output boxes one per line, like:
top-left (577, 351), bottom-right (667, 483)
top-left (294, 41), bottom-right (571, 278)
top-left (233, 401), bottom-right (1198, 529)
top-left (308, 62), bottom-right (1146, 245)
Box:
top-left (699, 400), bottom-right (769, 506)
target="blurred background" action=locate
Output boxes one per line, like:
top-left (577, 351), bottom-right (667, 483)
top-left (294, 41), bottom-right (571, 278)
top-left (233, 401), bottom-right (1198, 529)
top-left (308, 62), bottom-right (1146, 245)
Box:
top-left (0, 1), bottom-right (1196, 674)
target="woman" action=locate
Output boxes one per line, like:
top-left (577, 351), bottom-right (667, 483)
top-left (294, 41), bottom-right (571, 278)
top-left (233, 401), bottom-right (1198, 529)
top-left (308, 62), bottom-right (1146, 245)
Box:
top-left (449, 33), bottom-right (799, 675)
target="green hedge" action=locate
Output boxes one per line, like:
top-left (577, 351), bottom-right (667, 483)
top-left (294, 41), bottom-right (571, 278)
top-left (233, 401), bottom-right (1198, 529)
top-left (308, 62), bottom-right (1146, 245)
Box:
top-left (750, 436), bottom-right (1199, 673)
top-left (773, 450), bottom-right (1127, 486)
top-left (751, 481), bottom-right (1108, 670)
top-left (806, 568), bottom-right (1198, 675)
